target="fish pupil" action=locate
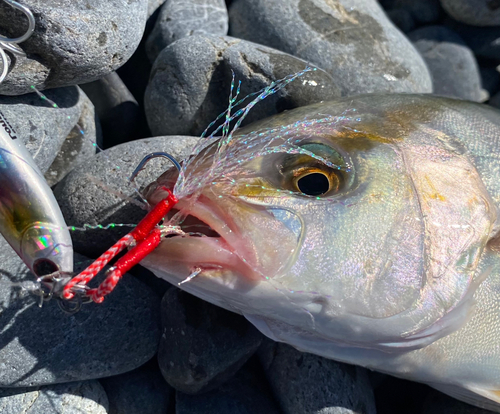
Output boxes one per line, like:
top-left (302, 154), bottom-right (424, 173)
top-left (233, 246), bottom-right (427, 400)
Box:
top-left (297, 173), bottom-right (330, 196)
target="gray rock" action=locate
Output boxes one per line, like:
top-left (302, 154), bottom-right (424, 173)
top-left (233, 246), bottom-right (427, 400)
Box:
top-left (148, 0), bottom-right (168, 18)
top-left (487, 91), bottom-right (500, 110)
top-left (260, 342), bottom-right (376, 414)
top-left (0, 380), bottom-right (109, 414)
top-left (445, 21), bottom-right (500, 62)
top-left (229, 0), bottom-right (432, 96)
top-left (80, 72), bottom-right (142, 149)
top-left (158, 288), bottom-right (263, 394)
top-left (44, 91), bottom-right (98, 186)
top-left (422, 388), bottom-right (494, 413)
top-left (408, 26), bottom-right (485, 102)
top-left (54, 135), bottom-right (200, 257)
top-left (0, 0), bottom-right (148, 95)
top-left (100, 361), bottom-right (173, 414)
top-left (146, 0), bottom-right (229, 62)
top-left (145, 35), bottom-right (341, 137)
top-left (176, 363), bottom-right (281, 414)
top-left (0, 246), bottom-right (161, 387)
top-left (0, 86), bottom-right (96, 174)
top-left (440, 0), bottom-right (500, 27)
top-left (379, 0), bottom-right (442, 24)
top-left (385, 9), bottom-right (416, 33)
top-left (480, 66), bottom-right (500, 98)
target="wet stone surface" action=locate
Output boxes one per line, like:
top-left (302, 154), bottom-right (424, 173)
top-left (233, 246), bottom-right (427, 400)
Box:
top-left (146, 0), bottom-right (229, 63)
top-left (229, 0), bottom-right (432, 95)
top-left (145, 34), bottom-right (341, 137)
top-left (0, 247), bottom-right (160, 387)
top-left (0, 380), bottom-right (109, 414)
top-left (0, 0), bottom-right (149, 95)
top-left (158, 288), bottom-right (263, 394)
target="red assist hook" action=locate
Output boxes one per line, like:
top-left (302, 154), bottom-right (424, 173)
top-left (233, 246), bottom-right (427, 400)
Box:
top-left (62, 189), bottom-right (178, 303)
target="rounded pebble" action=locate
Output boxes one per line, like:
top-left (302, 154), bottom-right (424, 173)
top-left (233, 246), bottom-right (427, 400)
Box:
top-left (146, 0), bottom-right (229, 62)
top-left (408, 26), bottom-right (485, 102)
top-left (379, 0), bottom-right (442, 24)
top-left (229, 0), bottom-right (432, 95)
top-left (260, 342), bottom-right (376, 414)
top-left (0, 0), bottom-right (148, 95)
top-left (440, 0), bottom-right (500, 27)
top-left (0, 380), bottom-right (108, 414)
top-left (145, 34), bottom-right (341, 137)
top-left (0, 247), bottom-right (161, 387)
top-left (54, 135), bottom-right (200, 257)
top-left (176, 362), bottom-right (281, 414)
top-left (100, 360), bottom-right (173, 414)
top-left (158, 288), bottom-right (263, 394)
top-left (0, 86), bottom-right (96, 174)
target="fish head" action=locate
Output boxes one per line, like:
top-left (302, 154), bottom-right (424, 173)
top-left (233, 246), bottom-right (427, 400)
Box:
top-left (142, 95), bottom-right (497, 353)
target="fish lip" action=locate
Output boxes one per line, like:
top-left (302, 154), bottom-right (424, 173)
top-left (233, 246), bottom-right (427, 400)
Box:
top-left (157, 194), bottom-right (262, 281)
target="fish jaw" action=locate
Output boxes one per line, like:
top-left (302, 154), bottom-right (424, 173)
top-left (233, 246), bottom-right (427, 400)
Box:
top-left (141, 188), bottom-right (301, 288)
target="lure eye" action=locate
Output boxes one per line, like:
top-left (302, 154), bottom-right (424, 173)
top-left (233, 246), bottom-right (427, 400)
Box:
top-left (292, 167), bottom-right (340, 196)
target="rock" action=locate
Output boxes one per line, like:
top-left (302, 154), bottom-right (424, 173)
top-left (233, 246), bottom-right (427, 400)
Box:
top-left (487, 91), bottom-right (500, 110)
top-left (0, 247), bottom-right (161, 387)
top-left (0, 86), bottom-right (96, 174)
top-left (176, 362), bottom-right (281, 414)
top-left (0, 0), bottom-right (148, 95)
top-left (374, 375), bottom-right (431, 413)
top-left (422, 388), bottom-right (494, 413)
top-left (100, 360), bottom-right (173, 414)
top-left (228, 0), bottom-right (432, 96)
top-left (145, 35), bottom-right (341, 137)
top-left (44, 91), bottom-right (98, 186)
top-left (440, 0), bottom-right (500, 27)
top-left (158, 288), bottom-right (263, 394)
top-left (379, 0), bottom-right (442, 24)
top-left (146, 0), bottom-right (229, 62)
top-left (54, 135), bottom-right (200, 257)
top-left (80, 72), bottom-right (143, 149)
top-left (480, 66), bottom-right (500, 98)
top-left (0, 380), bottom-right (109, 414)
top-left (445, 21), bottom-right (500, 62)
top-left (148, 0), bottom-right (167, 18)
top-left (385, 9), bottom-right (415, 33)
top-left (260, 342), bottom-right (376, 414)
top-left (408, 26), bottom-right (485, 102)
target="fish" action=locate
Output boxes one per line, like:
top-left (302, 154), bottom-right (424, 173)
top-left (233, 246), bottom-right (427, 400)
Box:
top-left (141, 94), bottom-right (500, 412)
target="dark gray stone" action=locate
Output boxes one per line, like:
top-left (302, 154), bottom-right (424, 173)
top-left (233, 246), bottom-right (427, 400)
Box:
top-left (440, 0), bottom-right (500, 27)
top-left (176, 363), bottom-right (281, 414)
top-left (80, 72), bottom-right (142, 149)
top-left (0, 86), bottom-right (96, 174)
top-left (422, 388), bottom-right (494, 413)
top-left (408, 26), bottom-right (485, 102)
top-left (386, 9), bottom-right (416, 33)
top-left (379, 0), bottom-right (442, 24)
top-left (145, 35), bottom-right (341, 137)
top-left (100, 361), bottom-right (173, 414)
top-left (487, 91), bottom-right (500, 110)
top-left (0, 0), bottom-right (148, 95)
top-left (260, 342), bottom-right (376, 414)
top-left (54, 135), bottom-right (200, 257)
top-left (0, 247), bottom-right (161, 387)
top-left (0, 380), bottom-right (109, 413)
top-left (480, 66), bottom-right (500, 98)
top-left (158, 288), bottom-right (263, 394)
top-left (229, 0), bottom-right (432, 96)
top-left (146, 0), bottom-right (229, 62)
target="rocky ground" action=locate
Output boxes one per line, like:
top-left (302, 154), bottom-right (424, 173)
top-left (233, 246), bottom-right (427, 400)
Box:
top-left (0, 0), bottom-right (499, 413)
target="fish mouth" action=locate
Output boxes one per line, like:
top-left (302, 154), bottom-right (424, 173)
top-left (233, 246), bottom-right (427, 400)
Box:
top-left (147, 194), bottom-right (263, 282)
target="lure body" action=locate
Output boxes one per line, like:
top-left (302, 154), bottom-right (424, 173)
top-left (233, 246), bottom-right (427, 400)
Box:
top-left (0, 110), bottom-right (73, 276)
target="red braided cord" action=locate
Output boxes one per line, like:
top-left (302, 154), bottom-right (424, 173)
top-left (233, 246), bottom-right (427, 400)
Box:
top-left (89, 228), bottom-right (162, 303)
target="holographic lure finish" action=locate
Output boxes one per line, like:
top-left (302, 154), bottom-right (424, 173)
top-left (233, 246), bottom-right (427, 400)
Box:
top-left (0, 110), bottom-right (73, 277)
top-left (142, 94), bottom-right (500, 412)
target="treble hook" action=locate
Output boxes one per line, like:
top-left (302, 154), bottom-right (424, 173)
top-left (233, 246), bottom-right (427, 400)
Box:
top-left (0, 0), bottom-right (36, 84)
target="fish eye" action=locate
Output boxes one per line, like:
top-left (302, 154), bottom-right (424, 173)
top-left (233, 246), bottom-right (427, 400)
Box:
top-left (292, 167), bottom-right (341, 196)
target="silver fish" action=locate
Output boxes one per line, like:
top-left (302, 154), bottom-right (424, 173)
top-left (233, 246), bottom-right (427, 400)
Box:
top-left (142, 94), bottom-right (500, 411)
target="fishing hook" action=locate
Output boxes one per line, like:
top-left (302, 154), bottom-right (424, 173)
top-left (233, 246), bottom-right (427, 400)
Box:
top-left (0, 0), bottom-right (35, 84)
top-left (129, 152), bottom-right (182, 184)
